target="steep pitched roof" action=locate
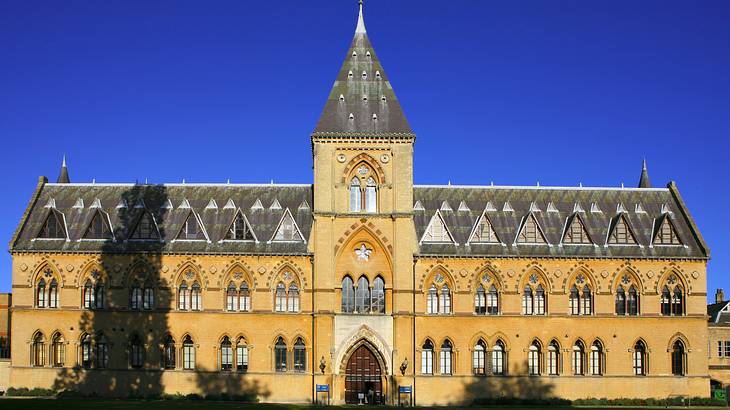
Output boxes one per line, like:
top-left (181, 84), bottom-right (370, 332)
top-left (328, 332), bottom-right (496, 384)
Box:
top-left (312, 2), bottom-right (413, 138)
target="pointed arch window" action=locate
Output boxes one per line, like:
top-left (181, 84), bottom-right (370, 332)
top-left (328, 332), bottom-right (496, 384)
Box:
top-left (191, 282), bottom-right (202, 311)
top-left (672, 286), bottom-right (684, 316)
top-left (143, 286), bottom-right (154, 310)
top-left (671, 340), bottom-right (685, 376)
top-left (130, 334), bottom-right (144, 369)
top-left (178, 281), bottom-right (189, 310)
top-left (83, 280), bottom-right (94, 309)
top-left (536, 285), bottom-right (546, 315)
top-left (475, 285), bottom-right (486, 315)
top-left (293, 338), bottom-right (306, 372)
top-left (590, 341), bottom-right (603, 376)
top-left (182, 335), bottom-right (195, 370)
top-left (131, 284), bottom-right (142, 310)
top-left (365, 177), bottom-right (377, 212)
top-left (275, 337), bottom-right (287, 372)
top-left (421, 340), bottom-right (434, 375)
top-left (239, 282), bottom-right (251, 312)
top-left (661, 286), bottom-right (671, 315)
top-left (487, 285), bottom-right (499, 315)
top-left (32, 333), bottom-right (45, 367)
top-left (355, 276), bottom-right (370, 313)
top-left (572, 341), bottom-right (585, 375)
top-left (427, 284), bottom-right (438, 314)
top-left (38, 210), bottom-right (66, 239)
top-left (48, 278), bottom-right (58, 308)
top-left (440, 340), bottom-right (453, 375)
top-left (341, 276), bottom-right (355, 313)
top-left (615, 286), bottom-right (626, 315)
top-left (94, 281), bottom-right (106, 309)
top-left (633, 341), bottom-right (647, 375)
top-left (275, 283), bottom-right (287, 312)
top-left (371, 276), bottom-right (385, 314)
top-left (349, 165), bottom-right (378, 213)
top-left (569, 285), bottom-right (580, 315)
top-left (226, 282), bottom-right (238, 311)
top-left (547, 340), bottom-right (560, 375)
top-left (522, 285), bottom-right (534, 315)
top-left (582, 285), bottom-right (592, 315)
top-left (163, 335), bottom-right (176, 369)
top-left (236, 337), bottom-right (249, 373)
top-left (349, 177), bottom-right (362, 212)
top-left (288, 283), bottom-right (300, 312)
top-left (473, 340), bottom-right (486, 375)
top-left (52, 333), bottom-right (65, 367)
top-left (220, 336), bottom-right (233, 371)
top-left (84, 211), bottom-right (112, 240)
top-left (628, 285), bottom-right (639, 315)
top-left (80, 334), bottom-right (92, 368)
top-left (528, 341), bottom-right (541, 375)
top-left (492, 340), bottom-right (505, 375)
top-left (96, 334), bottom-right (109, 368)
top-left (439, 284), bottom-right (451, 314)
top-left (36, 278), bottom-right (46, 308)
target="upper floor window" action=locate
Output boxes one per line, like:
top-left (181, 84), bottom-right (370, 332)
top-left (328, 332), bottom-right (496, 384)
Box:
top-left (36, 274), bottom-right (59, 309)
top-left (661, 280), bottom-right (684, 316)
top-left (615, 283), bottom-right (640, 316)
top-left (608, 214), bottom-right (637, 245)
top-left (38, 210), bottom-right (66, 239)
top-left (426, 281), bottom-right (451, 315)
top-left (522, 284), bottom-right (546, 315)
top-left (569, 282), bottom-right (592, 316)
top-left (83, 278), bottom-right (105, 310)
top-left (178, 278), bottom-right (202, 311)
top-left (275, 279), bottom-right (300, 313)
top-left (349, 165), bottom-right (377, 213)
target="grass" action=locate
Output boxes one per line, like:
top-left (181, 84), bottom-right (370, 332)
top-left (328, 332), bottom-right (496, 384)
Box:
top-left (0, 400), bottom-right (726, 410)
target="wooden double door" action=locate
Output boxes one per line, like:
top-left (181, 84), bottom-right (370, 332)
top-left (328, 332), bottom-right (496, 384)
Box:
top-left (345, 345), bottom-right (383, 405)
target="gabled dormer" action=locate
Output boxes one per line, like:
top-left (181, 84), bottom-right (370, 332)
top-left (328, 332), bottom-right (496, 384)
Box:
top-left (175, 210), bottom-right (208, 241)
top-left (420, 210), bottom-right (455, 244)
top-left (561, 213), bottom-right (592, 245)
top-left (467, 211), bottom-right (500, 244)
top-left (515, 213), bottom-right (547, 245)
top-left (36, 209), bottom-right (67, 240)
top-left (128, 210), bottom-right (161, 241)
top-left (607, 213), bottom-right (638, 246)
top-left (223, 209), bottom-right (256, 242)
top-left (83, 210), bottom-right (114, 241)
top-left (652, 214), bottom-right (682, 246)
top-left (270, 208), bottom-right (305, 243)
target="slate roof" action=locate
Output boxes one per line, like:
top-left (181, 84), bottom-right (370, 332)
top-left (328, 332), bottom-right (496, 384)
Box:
top-left (708, 301), bottom-right (730, 324)
top-left (10, 183), bottom-right (313, 255)
top-left (312, 3), bottom-right (413, 137)
top-left (413, 183), bottom-right (709, 259)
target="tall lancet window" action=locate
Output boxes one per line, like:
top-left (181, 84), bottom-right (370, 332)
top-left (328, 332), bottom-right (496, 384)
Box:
top-left (349, 177), bottom-right (362, 212)
top-left (365, 177), bottom-right (377, 212)
top-left (348, 164), bottom-right (377, 213)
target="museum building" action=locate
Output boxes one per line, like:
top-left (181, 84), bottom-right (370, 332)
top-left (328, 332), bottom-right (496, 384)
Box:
top-left (6, 3), bottom-right (711, 405)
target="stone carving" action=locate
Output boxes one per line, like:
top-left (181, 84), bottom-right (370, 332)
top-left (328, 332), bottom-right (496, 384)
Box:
top-left (233, 272), bottom-right (243, 280)
top-left (621, 274), bottom-right (630, 285)
top-left (337, 154), bottom-right (347, 163)
top-left (357, 165), bottom-right (369, 175)
top-left (355, 244), bottom-right (372, 261)
top-left (185, 270), bottom-right (195, 280)
top-left (258, 266), bottom-right (267, 274)
top-left (575, 274), bottom-right (585, 284)
top-left (20, 263), bottom-right (28, 272)
top-left (529, 273), bottom-right (539, 284)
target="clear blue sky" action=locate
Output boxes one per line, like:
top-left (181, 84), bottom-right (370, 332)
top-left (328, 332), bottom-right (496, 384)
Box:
top-left (1, 1), bottom-right (728, 298)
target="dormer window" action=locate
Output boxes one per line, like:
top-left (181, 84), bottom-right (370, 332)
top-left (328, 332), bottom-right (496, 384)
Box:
top-left (38, 210), bottom-right (66, 239)
top-left (348, 165), bottom-right (377, 213)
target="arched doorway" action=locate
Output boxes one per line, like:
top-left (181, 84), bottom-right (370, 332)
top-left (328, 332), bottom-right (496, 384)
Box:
top-left (345, 344), bottom-right (383, 404)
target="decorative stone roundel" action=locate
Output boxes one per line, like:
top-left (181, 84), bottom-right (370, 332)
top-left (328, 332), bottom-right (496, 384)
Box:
top-left (575, 274), bottom-right (585, 285)
top-left (233, 272), bottom-right (243, 280)
top-left (161, 265), bottom-right (169, 273)
top-left (507, 270), bottom-right (515, 278)
top-left (529, 273), bottom-right (539, 284)
top-left (283, 271), bottom-right (293, 281)
top-left (258, 266), bottom-right (267, 275)
top-left (185, 271), bottom-right (195, 280)
top-left (20, 263), bottom-right (28, 272)
top-left (44, 268), bottom-right (53, 278)
top-left (601, 270), bottom-right (609, 278)
top-left (66, 264), bottom-right (74, 272)
top-left (435, 273), bottom-right (444, 284)
top-left (210, 266), bottom-right (217, 273)
top-left (621, 275), bottom-right (631, 285)
top-left (553, 269), bottom-right (562, 278)
top-left (459, 269), bottom-right (468, 278)
top-left (646, 270), bottom-right (654, 279)
top-left (481, 273), bottom-right (491, 283)
top-left (667, 275), bottom-right (677, 285)
top-left (91, 270), bottom-right (100, 280)
top-left (337, 154), bottom-right (347, 163)
top-left (692, 271), bottom-right (699, 279)
top-left (380, 154), bottom-right (390, 163)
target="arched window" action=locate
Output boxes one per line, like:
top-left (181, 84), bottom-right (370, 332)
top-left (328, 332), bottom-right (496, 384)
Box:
top-left (528, 341), bottom-right (541, 375)
top-left (536, 285), bottom-right (546, 315)
top-left (628, 285), bottom-right (639, 315)
top-left (439, 284), bottom-right (451, 314)
top-left (143, 286), bottom-right (154, 310)
top-left (522, 285), bottom-right (534, 315)
top-left (473, 340), bottom-right (486, 375)
top-left (52, 333), bottom-right (65, 367)
top-left (275, 337), bottom-right (287, 372)
top-left (183, 335), bottom-right (195, 370)
top-left (80, 334), bottom-right (92, 368)
top-left (475, 285), bottom-right (486, 315)
top-left (163, 335), bottom-right (176, 369)
top-left (131, 284), bottom-right (142, 310)
top-left (672, 286), bottom-right (684, 316)
top-left (355, 276), bottom-right (370, 313)
top-left (492, 340), bottom-right (505, 375)
top-left (130, 334), bottom-right (144, 369)
top-left (615, 286), bottom-right (626, 315)
top-left (440, 340), bottom-right (453, 375)
top-left (547, 340), bottom-right (560, 376)
top-left (94, 282), bottom-right (105, 309)
top-left (96, 333), bottom-right (109, 368)
top-left (32, 333), bottom-right (45, 367)
top-left (36, 279), bottom-right (46, 308)
top-left (582, 285), bottom-right (592, 315)
top-left (421, 340), bottom-right (434, 375)
top-left (372, 276), bottom-right (385, 314)
top-left (349, 177), bottom-right (362, 212)
top-left (427, 284), bottom-right (438, 314)
top-left (341, 276), bottom-right (355, 313)
top-left (487, 285), bottom-right (499, 315)
top-left (572, 341), bottom-right (585, 375)
top-left (569, 285), bottom-right (579, 315)
top-left (236, 337), bottom-right (249, 373)
top-left (661, 285), bottom-right (671, 315)
top-left (239, 282), bottom-right (251, 312)
top-left (178, 281), bottom-right (189, 310)
top-left (191, 282), bottom-right (202, 311)
top-left (226, 282), bottom-right (237, 311)
top-left (293, 338), bottom-right (306, 372)
top-left (220, 336), bottom-right (233, 371)
top-left (365, 177), bottom-right (377, 213)
top-left (590, 341), bottom-right (603, 375)
top-left (671, 340), bottom-right (685, 376)
top-left (83, 280), bottom-right (94, 309)
top-left (275, 283), bottom-right (286, 312)
top-left (633, 341), bottom-right (646, 375)
top-left (288, 283), bottom-right (300, 312)
top-left (48, 279), bottom-right (58, 308)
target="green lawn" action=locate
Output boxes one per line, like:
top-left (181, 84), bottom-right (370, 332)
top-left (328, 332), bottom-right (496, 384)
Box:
top-left (0, 400), bottom-right (726, 410)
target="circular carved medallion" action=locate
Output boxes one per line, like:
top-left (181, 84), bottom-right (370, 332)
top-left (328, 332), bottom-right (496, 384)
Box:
top-left (380, 154), bottom-right (390, 163)
top-left (337, 154), bottom-right (346, 163)
top-left (553, 269), bottom-right (562, 278)
top-left (601, 270), bottom-right (609, 278)
top-left (20, 263), bottom-right (28, 272)
top-left (66, 264), bottom-right (74, 272)
top-left (258, 266), bottom-right (267, 274)
top-left (210, 266), bottom-right (217, 273)
top-left (161, 265), bottom-right (169, 273)
top-left (507, 270), bottom-right (515, 278)
top-left (646, 270), bottom-right (654, 279)
top-left (692, 271), bottom-right (699, 279)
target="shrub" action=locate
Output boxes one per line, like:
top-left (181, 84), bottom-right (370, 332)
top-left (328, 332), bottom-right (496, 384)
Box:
top-left (5, 387), bottom-right (55, 397)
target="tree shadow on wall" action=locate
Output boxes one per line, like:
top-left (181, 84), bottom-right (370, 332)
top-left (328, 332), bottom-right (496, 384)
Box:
top-left (458, 363), bottom-right (559, 406)
top-left (194, 371), bottom-right (271, 401)
top-left (52, 185), bottom-right (170, 398)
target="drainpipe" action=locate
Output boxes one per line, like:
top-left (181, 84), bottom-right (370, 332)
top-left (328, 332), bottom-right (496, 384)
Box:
top-left (311, 255), bottom-right (315, 404)
top-left (412, 256), bottom-right (417, 406)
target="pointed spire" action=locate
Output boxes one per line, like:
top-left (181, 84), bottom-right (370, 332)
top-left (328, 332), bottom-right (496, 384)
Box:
top-left (355, 0), bottom-right (366, 34)
top-left (638, 158), bottom-right (651, 188)
top-left (57, 155), bottom-right (70, 183)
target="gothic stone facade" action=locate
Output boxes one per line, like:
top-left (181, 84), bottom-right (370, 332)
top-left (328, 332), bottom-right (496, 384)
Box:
top-left (7, 5), bottom-right (711, 405)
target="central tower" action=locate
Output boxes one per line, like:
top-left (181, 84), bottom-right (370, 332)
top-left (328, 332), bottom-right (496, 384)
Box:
top-left (309, 2), bottom-right (417, 404)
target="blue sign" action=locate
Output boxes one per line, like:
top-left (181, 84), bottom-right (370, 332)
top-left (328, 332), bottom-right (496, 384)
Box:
top-left (399, 385), bottom-right (412, 393)
top-left (316, 384), bottom-right (330, 392)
